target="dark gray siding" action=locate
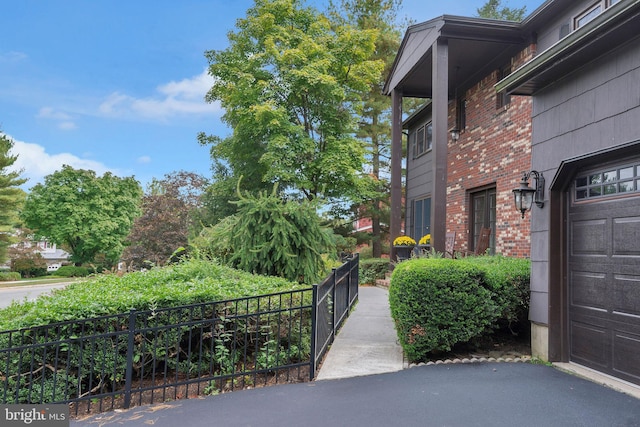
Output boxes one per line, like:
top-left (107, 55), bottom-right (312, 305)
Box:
top-left (536, 1), bottom-right (592, 52)
top-left (530, 37), bottom-right (640, 324)
top-left (406, 115), bottom-right (434, 240)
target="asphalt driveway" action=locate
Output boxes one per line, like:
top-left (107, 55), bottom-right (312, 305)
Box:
top-left (73, 362), bottom-right (640, 427)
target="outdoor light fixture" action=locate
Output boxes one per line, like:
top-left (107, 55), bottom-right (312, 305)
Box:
top-left (450, 129), bottom-right (460, 142)
top-left (513, 170), bottom-right (545, 218)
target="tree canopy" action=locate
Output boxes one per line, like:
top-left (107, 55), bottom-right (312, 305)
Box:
top-left (199, 0), bottom-right (384, 209)
top-left (21, 166), bottom-right (142, 266)
top-left (122, 171), bottom-right (208, 269)
top-left (0, 133), bottom-right (27, 264)
top-left (476, 0), bottom-right (527, 21)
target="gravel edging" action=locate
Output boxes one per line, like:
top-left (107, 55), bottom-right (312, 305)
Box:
top-left (408, 355), bottom-right (532, 368)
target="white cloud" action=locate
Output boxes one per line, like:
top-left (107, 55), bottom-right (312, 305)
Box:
top-left (137, 155), bottom-right (152, 164)
top-left (37, 107), bottom-right (77, 131)
top-left (58, 121), bottom-right (77, 130)
top-left (3, 134), bottom-right (117, 187)
top-left (98, 69), bottom-right (220, 121)
top-left (0, 51), bottom-right (27, 63)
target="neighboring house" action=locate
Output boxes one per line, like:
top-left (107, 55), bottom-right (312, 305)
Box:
top-left (1, 234), bottom-right (71, 272)
top-left (36, 241), bottom-right (70, 271)
top-left (385, 0), bottom-right (640, 387)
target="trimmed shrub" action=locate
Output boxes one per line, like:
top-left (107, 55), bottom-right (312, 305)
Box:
top-left (52, 265), bottom-right (89, 277)
top-left (462, 256), bottom-right (530, 327)
top-left (359, 258), bottom-right (389, 285)
top-left (0, 272), bottom-right (21, 281)
top-left (389, 258), bottom-right (498, 361)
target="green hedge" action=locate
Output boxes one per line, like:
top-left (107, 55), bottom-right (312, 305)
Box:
top-left (0, 258), bottom-right (305, 329)
top-left (462, 256), bottom-right (530, 327)
top-left (0, 272), bottom-right (21, 281)
top-left (359, 258), bottom-right (389, 285)
top-left (52, 265), bottom-right (90, 277)
top-left (389, 256), bottom-right (531, 362)
top-left (0, 258), bottom-right (311, 405)
top-left (389, 259), bottom-right (498, 360)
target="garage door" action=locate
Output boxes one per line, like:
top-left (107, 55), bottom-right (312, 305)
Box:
top-left (568, 162), bottom-right (640, 386)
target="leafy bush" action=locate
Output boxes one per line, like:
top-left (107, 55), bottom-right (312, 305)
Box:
top-left (389, 258), bottom-right (498, 361)
top-left (10, 252), bottom-right (47, 278)
top-left (357, 241), bottom-right (390, 260)
top-left (52, 265), bottom-right (89, 277)
top-left (0, 258), bottom-right (304, 329)
top-left (0, 272), bottom-right (21, 281)
top-left (462, 256), bottom-right (530, 327)
top-left (359, 258), bottom-right (389, 285)
top-left (0, 258), bottom-right (312, 405)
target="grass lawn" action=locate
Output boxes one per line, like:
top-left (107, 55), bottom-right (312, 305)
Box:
top-left (0, 276), bottom-right (81, 288)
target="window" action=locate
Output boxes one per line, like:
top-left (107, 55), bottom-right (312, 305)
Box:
top-left (574, 1), bottom-right (620, 29)
top-left (496, 66), bottom-right (511, 109)
top-left (470, 188), bottom-right (496, 254)
top-left (457, 98), bottom-right (467, 132)
top-left (411, 122), bottom-right (432, 158)
top-left (412, 197), bottom-right (431, 242)
top-left (574, 163), bottom-right (639, 201)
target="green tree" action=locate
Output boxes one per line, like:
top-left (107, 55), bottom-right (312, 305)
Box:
top-left (476, 0), bottom-right (526, 21)
top-left (199, 0), bottom-right (384, 210)
top-left (328, 0), bottom-right (403, 258)
top-left (193, 184), bottom-right (334, 284)
top-left (0, 133), bottom-right (27, 264)
top-left (21, 166), bottom-right (142, 266)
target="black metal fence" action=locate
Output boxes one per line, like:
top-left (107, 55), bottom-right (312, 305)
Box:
top-left (0, 254), bottom-right (358, 415)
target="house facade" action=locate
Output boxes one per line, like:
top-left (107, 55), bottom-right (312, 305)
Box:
top-left (386, 0), bottom-right (640, 387)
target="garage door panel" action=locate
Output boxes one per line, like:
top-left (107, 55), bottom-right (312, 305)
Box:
top-left (613, 216), bottom-right (640, 255)
top-left (570, 321), bottom-right (608, 368)
top-left (571, 219), bottom-right (607, 255)
top-left (613, 331), bottom-right (640, 383)
top-left (613, 274), bottom-right (640, 317)
top-left (569, 170), bottom-right (640, 385)
top-left (570, 270), bottom-right (607, 310)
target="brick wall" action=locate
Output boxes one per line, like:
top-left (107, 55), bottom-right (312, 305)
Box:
top-left (446, 47), bottom-right (534, 257)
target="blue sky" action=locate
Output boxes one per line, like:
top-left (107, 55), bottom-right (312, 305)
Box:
top-left (1, 0), bottom-right (540, 191)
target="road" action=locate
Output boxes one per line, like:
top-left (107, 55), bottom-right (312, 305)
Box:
top-left (0, 282), bottom-right (70, 309)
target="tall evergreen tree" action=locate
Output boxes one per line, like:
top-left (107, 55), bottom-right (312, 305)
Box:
top-left (0, 133), bottom-right (27, 264)
top-left (476, 0), bottom-right (527, 21)
top-left (328, 0), bottom-right (403, 258)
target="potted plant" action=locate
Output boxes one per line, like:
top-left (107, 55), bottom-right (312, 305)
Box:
top-left (418, 234), bottom-right (431, 253)
top-left (393, 236), bottom-right (416, 262)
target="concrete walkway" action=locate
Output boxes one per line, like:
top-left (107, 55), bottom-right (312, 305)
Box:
top-left (316, 285), bottom-right (404, 380)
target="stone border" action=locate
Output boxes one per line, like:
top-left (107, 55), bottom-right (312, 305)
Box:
top-left (409, 355), bottom-right (532, 368)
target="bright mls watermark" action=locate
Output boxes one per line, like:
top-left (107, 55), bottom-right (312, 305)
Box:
top-left (1, 405), bottom-right (68, 426)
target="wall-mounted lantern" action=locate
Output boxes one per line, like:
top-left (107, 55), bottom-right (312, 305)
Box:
top-left (450, 129), bottom-right (460, 142)
top-left (513, 170), bottom-right (545, 218)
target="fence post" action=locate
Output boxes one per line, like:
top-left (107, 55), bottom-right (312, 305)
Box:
top-left (123, 309), bottom-right (136, 409)
top-left (331, 268), bottom-right (337, 338)
top-left (310, 284), bottom-right (318, 381)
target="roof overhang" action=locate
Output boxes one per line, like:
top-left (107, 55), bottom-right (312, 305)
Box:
top-left (383, 16), bottom-right (524, 99)
top-left (497, 0), bottom-right (640, 95)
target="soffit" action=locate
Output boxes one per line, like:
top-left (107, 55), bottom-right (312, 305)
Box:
top-left (498, 1), bottom-right (640, 95)
top-left (384, 16), bottom-right (524, 99)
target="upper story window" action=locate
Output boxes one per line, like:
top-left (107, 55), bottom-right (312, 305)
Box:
top-left (574, 0), bottom-right (620, 29)
top-left (411, 122), bottom-right (432, 157)
top-left (457, 98), bottom-right (467, 133)
top-left (496, 65), bottom-right (512, 109)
